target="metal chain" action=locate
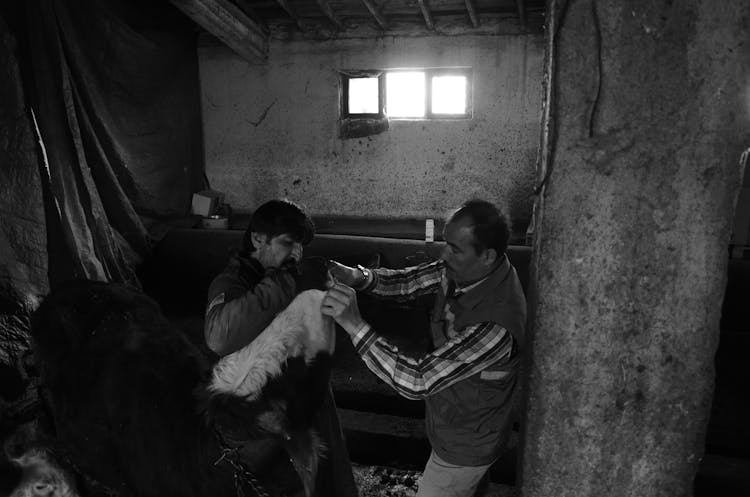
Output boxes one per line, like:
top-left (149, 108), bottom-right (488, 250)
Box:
top-left (213, 438), bottom-right (270, 497)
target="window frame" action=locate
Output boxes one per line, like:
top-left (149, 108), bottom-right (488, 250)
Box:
top-left (424, 67), bottom-right (474, 120)
top-left (341, 72), bottom-right (385, 119)
top-left (340, 67), bottom-right (473, 121)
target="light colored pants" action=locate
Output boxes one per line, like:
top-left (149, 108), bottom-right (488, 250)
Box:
top-left (416, 451), bottom-right (494, 497)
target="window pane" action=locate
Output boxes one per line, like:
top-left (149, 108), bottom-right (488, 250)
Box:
top-left (432, 75), bottom-right (467, 114)
top-left (348, 77), bottom-right (379, 114)
top-left (386, 72), bottom-right (425, 117)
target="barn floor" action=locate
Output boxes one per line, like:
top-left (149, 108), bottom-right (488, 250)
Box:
top-left (351, 464), bottom-right (517, 497)
top-left (351, 465), bottom-right (421, 497)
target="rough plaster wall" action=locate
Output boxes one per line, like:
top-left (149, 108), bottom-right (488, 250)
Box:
top-left (522, 1), bottom-right (750, 496)
top-left (199, 34), bottom-right (543, 230)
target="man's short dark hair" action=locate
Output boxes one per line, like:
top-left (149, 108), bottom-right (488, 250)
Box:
top-left (243, 199), bottom-right (315, 252)
top-left (447, 199), bottom-right (510, 255)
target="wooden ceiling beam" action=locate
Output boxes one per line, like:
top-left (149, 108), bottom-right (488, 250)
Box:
top-left (361, 0), bottom-right (388, 30)
top-left (170, 0), bottom-right (267, 62)
top-left (464, 0), bottom-right (480, 27)
top-left (274, 0), bottom-right (306, 30)
top-left (416, 0), bottom-right (435, 30)
top-left (231, 0), bottom-right (269, 31)
top-left (516, 0), bottom-right (526, 27)
top-left (316, 0), bottom-right (344, 30)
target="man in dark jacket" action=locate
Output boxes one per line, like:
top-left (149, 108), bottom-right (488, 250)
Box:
top-left (323, 199), bottom-right (526, 497)
top-left (205, 198), bottom-right (358, 497)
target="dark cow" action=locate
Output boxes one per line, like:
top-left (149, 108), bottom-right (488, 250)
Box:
top-left (27, 257), bottom-right (335, 497)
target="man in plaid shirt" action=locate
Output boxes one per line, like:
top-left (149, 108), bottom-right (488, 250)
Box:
top-left (322, 199), bottom-right (527, 497)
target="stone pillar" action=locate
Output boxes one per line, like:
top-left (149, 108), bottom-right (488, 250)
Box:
top-left (521, 1), bottom-right (749, 497)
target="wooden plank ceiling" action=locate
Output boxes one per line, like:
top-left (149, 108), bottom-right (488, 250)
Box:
top-left (170, 0), bottom-right (545, 62)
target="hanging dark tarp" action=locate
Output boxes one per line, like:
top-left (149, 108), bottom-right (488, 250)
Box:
top-left (0, 17), bottom-right (47, 305)
top-left (23, 0), bottom-right (205, 286)
top-left (0, 11), bottom-right (47, 431)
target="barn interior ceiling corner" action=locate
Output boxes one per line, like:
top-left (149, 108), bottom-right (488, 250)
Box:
top-left (169, 0), bottom-right (546, 62)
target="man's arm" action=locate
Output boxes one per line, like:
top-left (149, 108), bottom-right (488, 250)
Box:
top-left (329, 259), bottom-right (444, 302)
top-left (349, 321), bottom-right (514, 400)
top-left (204, 269), bottom-right (296, 356)
top-left (321, 283), bottom-right (514, 400)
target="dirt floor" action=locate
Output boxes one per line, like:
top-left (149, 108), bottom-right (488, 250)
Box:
top-left (353, 465), bottom-right (420, 497)
top-left (352, 464), bottom-right (518, 497)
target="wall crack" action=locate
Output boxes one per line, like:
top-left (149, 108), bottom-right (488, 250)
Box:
top-left (248, 99), bottom-right (277, 127)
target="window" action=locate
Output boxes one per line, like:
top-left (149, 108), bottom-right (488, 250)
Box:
top-left (342, 71), bottom-right (385, 119)
top-left (431, 74), bottom-right (468, 115)
top-left (342, 67), bottom-right (473, 120)
top-left (386, 71), bottom-right (426, 117)
top-left (348, 77), bottom-right (380, 114)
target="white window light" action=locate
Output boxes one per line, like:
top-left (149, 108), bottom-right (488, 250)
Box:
top-left (432, 75), bottom-right (467, 115)
top-left (342, 68), bottom-right (472, 120)
top-left (386, 71), bottom-right (426, 118)
top-left (348, 77), bottom-right (380, 114)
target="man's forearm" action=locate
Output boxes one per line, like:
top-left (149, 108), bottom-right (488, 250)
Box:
top-left (367, 261), bottom-right (442, 301)
top-left (337, 315), bottom-right (368, 336)
top-left (347, 320), bottom-right (514, 400)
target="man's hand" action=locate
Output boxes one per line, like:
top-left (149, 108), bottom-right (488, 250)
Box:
top-left (326, 260), bottom-right (363, 287)
top-left (290, 243), bottom-right (303, 264)
top-left (321, 283), bottom-right (365, 333)
top-left (279, 244), bottom-right (304, 272)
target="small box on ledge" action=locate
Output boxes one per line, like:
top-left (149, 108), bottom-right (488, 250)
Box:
top-left (191, 189), bottom-right (225, 217)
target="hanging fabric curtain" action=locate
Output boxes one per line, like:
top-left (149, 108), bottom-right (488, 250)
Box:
top-left (23, 0), bottom-right (205, 286)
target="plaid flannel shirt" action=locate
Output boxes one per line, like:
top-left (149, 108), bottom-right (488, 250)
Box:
top-left (350, 260), bottom-right (514, 400)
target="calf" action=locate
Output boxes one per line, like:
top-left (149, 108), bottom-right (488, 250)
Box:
top-left (27, 257), bottom-right (334, 497)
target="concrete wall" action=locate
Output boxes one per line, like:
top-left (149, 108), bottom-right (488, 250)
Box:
top-left (198, 33), bottom-right (543, 233)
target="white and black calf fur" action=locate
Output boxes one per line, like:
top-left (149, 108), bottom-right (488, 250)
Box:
top-left (27, 257), bottom-right (335, 497)
top-left (210, 289), bottom-right (335, 401)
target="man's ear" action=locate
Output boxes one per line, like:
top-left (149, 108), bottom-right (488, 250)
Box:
top-left (483, 248), bottom-right (498, 266)
top-left (250, 232), bottom-right (267, 248)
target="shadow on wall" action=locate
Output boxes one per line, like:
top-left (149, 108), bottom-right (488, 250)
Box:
top-left (507, 179), bottom-right (536, 242)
